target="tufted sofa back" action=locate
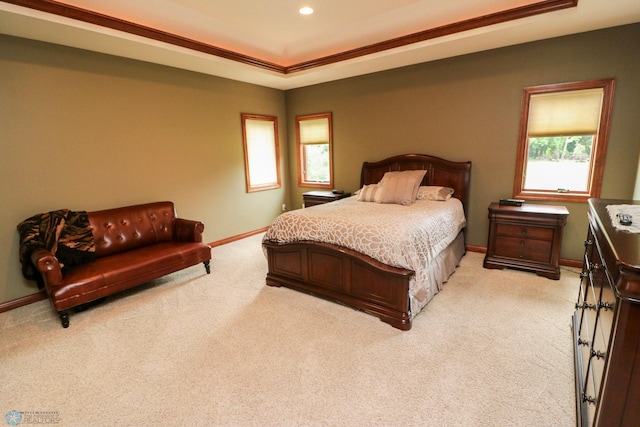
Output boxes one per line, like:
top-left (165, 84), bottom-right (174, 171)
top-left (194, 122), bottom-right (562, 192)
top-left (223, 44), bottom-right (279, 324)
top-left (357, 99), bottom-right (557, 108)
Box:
top-left (89, 201), bottom-right (177, 258)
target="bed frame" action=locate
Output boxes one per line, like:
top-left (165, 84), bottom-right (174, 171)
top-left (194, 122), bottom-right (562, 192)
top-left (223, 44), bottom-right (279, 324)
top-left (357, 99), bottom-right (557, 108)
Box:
top-left (263, 153), bottom-right (472, 330)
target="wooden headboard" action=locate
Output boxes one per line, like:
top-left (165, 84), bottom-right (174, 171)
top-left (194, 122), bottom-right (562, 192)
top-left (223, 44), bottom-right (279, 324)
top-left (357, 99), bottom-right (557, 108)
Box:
top-left (360, 153), bottom-right (472, 214)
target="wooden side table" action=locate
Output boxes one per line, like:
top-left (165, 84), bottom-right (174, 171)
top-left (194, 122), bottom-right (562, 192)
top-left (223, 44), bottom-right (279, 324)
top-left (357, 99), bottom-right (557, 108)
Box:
top-left (483, 202), bottom-right (569, 279)
top-left (303, 191), bottom-right (351, 208)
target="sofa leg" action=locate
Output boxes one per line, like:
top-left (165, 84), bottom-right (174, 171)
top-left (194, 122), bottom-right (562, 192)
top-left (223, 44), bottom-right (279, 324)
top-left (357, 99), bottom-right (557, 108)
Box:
top-left (204, 260), bottom-right (211, 274)
top-left (59, 311), bottom-right (70, 328)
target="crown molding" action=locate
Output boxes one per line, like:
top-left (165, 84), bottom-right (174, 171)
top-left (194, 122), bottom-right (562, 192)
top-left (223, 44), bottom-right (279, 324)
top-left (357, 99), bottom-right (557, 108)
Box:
top-left (2, 0), bottom-right (579, 74)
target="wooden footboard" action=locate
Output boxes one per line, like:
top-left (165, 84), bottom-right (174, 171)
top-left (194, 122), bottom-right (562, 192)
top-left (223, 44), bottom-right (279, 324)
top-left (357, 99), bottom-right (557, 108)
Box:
top-left (263, 239), bottom-right (414, 330)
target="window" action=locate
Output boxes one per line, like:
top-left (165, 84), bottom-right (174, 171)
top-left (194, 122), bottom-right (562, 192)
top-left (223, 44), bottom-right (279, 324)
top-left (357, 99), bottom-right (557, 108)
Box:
top-left (513, 79), bottom-right (615, 203)
top-left (296, 112), bottom-right (333, 188)
top-left (241, 113), bottom-right (281, 192)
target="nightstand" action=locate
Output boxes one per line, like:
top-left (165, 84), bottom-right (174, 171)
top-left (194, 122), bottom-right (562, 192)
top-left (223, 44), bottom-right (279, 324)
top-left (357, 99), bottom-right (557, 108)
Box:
top-left (483, 202), bottom-right (569, 279)
top-left (303, 191), bottom-right (351, 208)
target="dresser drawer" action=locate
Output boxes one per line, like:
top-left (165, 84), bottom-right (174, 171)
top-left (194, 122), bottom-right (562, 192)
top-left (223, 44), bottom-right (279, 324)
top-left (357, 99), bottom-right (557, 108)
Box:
top-left (591, 277), bottom-right (615, 357)
top-left (586, 356), bottom-right (605, 419)
top-left (495, 223), bottom-right (554, 240)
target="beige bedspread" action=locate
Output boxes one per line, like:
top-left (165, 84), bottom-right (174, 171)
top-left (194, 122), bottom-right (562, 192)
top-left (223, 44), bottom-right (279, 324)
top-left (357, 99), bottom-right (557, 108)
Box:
top-left (263, 195), bottom-right (466, 316)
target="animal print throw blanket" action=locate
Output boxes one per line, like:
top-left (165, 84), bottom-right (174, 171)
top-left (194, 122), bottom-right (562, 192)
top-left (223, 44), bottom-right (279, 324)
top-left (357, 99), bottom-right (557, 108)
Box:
top-left (17, 210), bottom-right (95, 288)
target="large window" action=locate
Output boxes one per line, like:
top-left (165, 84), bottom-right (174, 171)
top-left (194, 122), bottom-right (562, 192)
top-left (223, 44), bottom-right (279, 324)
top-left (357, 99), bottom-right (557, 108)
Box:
top-left (241, 113), bottom-right (281, 192)
top-left (296, 112), bottom-right (333, 188)
top-left (513, 79), bottom-right (615, 203)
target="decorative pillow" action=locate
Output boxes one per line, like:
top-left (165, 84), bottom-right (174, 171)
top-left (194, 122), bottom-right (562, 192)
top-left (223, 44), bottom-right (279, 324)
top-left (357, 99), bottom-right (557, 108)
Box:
top-left (416, 186), bottom-right (455, 201)
top-left (376, 170), bottom-right (427, 205)
top-left (356, 184), bottom-right (383, 202)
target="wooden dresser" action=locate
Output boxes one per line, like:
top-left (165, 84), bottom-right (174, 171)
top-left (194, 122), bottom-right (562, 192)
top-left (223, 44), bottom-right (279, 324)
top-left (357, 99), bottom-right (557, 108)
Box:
top-left (572, 199), bottom-right (640, 427)
top-left (483, 203), bottom-right (569, 279)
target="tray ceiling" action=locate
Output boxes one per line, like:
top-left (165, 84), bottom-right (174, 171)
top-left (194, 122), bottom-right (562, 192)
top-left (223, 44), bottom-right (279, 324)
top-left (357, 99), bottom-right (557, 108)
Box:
top-left (1, 0), bottom-right (639, 89)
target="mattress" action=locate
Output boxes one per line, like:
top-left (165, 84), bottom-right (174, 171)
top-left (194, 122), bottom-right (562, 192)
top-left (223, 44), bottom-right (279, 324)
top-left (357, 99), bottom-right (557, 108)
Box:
top-left (263, 195), bottom-right (466, 316)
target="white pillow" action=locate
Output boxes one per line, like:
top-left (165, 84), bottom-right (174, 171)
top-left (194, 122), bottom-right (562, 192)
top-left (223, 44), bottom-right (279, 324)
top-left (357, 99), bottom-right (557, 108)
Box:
top-left (416, 186), bottom-right (455, 201)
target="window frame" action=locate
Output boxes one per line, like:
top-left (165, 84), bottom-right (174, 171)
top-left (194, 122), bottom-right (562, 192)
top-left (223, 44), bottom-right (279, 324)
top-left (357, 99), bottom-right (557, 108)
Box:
top-left (241, 113), bottom-right (281, 193)
top-left (296, 112), bottom-right (334, 189)
top-left (513, 78), bottom-right (615, 203)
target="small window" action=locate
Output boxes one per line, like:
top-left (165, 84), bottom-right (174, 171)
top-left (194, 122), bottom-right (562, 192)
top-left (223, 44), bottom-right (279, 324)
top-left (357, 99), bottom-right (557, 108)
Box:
top-left (513, 79), bottom-right (615, 203)
top-left (241, 113), bottom-right (281, 192)
top-left (296, 112), bottom-right (333, 188)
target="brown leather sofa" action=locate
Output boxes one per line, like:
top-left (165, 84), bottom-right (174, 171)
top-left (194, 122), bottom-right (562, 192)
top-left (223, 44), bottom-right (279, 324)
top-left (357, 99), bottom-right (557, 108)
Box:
top-left (29, 201), bottom-right (211, 328)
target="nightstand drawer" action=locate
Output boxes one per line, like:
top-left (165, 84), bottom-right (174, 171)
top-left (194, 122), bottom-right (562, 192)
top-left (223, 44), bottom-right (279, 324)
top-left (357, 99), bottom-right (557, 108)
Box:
top-left (495, 223), bottom-right (554, 240)
top-left (494, 247), bottom-right (551, 263)
top-left (494, 236), bottom-right (552, 255)
top-left (303, 191), bottom-right (351, 207)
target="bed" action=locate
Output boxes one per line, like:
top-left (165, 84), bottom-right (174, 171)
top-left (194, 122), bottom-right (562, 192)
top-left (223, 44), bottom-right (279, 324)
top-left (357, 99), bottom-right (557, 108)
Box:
top-left (262, 153), bottom-right (472, 330)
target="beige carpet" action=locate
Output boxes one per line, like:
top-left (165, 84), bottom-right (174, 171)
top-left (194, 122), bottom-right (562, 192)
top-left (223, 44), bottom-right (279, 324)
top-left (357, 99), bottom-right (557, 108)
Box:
top-left (0, 234), bottom-right (578, 426)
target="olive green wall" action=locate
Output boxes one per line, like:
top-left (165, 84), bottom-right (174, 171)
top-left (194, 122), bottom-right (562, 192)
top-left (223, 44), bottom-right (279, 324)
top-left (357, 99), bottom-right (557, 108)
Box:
top-left (2, 24), bottom-right (640, 305)
top-left (285, 23), bottom-right (640, 263)
top-left (0, 35), bottom-right (288, 303)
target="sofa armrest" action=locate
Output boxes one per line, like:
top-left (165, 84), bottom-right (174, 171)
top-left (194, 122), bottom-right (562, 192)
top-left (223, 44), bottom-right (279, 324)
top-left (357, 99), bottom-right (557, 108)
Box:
top-left (30, 247), bottom-right (63, 287)
top-left (174, 218), bottom-right (205, 242)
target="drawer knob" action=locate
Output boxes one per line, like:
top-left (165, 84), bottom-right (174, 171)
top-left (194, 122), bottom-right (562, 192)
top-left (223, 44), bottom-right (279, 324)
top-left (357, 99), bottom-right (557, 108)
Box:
top-left (599, 301), bottom-right (613, 311)
top-left (576, 302), bottom-right (597, 311)
top-left (590, 349), bottom-right (606, 360)
top-left (582, 393), bottom-right (597, 406)
top-left (577, 337), bottom-right (590, 347)
top-left (520, 240), bottom-right (525, 247)
top-left (521, 228), bottom-right (527, 235)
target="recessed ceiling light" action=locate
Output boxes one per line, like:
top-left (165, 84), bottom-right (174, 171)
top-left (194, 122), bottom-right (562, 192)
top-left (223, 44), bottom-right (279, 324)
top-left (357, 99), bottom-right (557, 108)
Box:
top-left (299, 7), bottom-right (314, 15)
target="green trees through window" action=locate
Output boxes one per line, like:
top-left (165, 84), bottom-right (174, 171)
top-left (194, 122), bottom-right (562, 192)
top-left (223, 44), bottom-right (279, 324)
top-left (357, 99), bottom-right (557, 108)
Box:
top-left (513, 79), bottom-right (615, 202)
top-left (528, 136), bottom-right (592, 162)
top-left (525, 136), bottom-right (593, 192)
